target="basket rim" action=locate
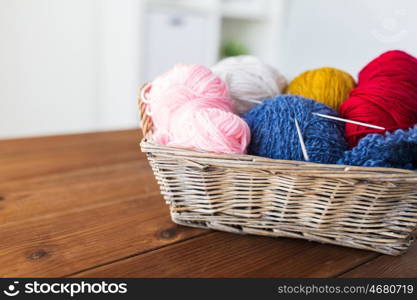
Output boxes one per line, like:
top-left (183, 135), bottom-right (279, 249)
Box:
top-left (140, 137), bottom-right (417, 181)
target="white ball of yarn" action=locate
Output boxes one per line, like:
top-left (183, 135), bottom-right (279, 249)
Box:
top-left (211, 55), bottom-right (287, 115)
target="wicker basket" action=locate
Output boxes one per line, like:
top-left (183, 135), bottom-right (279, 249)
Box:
top-left (138, 86), bottom-right (417, 256)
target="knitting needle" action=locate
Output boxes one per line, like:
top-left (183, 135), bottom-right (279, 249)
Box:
top-left (294, 118), bottom-right (310, 162)
top-left (243, 99), bottom-right (262, 104)
top-left (312, 113), bottom-right (385, 130)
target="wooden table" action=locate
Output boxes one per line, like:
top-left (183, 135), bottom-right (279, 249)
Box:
top-left (1, 129), bottom-right (416, 278)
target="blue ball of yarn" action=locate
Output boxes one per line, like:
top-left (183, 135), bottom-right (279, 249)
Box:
top-left (337, 125), bottom-right (417, 170)
top-left (243, 95), bottom-right (347, 164)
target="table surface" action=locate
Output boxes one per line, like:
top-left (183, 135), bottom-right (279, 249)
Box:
top-left (1, 129), bottom-right (416, 278)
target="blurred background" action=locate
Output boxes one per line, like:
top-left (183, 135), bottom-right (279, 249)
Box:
top-left (1, 0), bottom-right (416, 138)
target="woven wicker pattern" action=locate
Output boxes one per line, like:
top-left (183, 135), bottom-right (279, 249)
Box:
top-left (138, 88), bottom-right (417, 256)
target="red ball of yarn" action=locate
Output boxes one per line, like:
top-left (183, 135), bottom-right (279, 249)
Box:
top-left (340, 50), bottom-right (417, 147)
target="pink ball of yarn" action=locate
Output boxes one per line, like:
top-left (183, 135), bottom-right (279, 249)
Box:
top-left (144, 64), bottom-right (233, 133)
top-left (167, 106), bottom-right (251, 154)
top-left (142, 64), bottom-right (250, 154)
top-left (144, 63), bottom-right (250, 154)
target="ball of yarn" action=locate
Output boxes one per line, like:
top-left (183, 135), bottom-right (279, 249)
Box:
top-left (243, 95), bottom-right (347, 164)
top-left (144, 63), bottom-right (250, 154)
top-left (211, 55), bottom-right (287, 115)
top-left (166, 105), bottom-right (251, 154)
top-left (286, 67), bottom-right (356, 110)
top-left (340, 50), bottom-right (417, 148)
top-left (144, 63), bottom-right (233, 136)
top-left (337, 125), bottom-right (417, 170)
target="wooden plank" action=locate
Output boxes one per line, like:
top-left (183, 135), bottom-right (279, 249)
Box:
top-left (340, 242), bottom-right (417, 278)
top-left (0, 194), bottom-right (208, 277)
top-left (0, 130), bottom-right (143, 182)
top-left (0, 130), bottom-right (208, 276)
top-left (0, 130), bottom-right (140, 155)
top-left (0, 158), bottom-right (150, 194)
top-left (0, 161), bottom-right (158, 224)
top-left (0, 129), bottom-right (159, 224)
top-left (74, 232), bottom-right (378, 278)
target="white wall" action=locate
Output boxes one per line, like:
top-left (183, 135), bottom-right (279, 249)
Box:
top-left (282, 0), bottom-right (417, 79)
top-left (0, 0), bottom-right (143, 138)
top-left (97, 0), bottom-right (144, 130)
top-left (2, 0), bottom-right (417, 138)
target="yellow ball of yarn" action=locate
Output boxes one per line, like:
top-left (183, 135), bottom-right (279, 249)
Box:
top-left (286, 67), bottom-right (356, 110)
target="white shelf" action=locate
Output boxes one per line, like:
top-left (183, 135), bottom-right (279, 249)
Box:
top-left (221, 11), bottom-right (266, 21)
top-left (142, 0), bottom-right (286, 73)
top-left (220, 0), bottom-right (268, 20)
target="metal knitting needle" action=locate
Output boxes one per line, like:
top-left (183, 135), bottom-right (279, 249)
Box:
top-left (243, 99), bottom-right (262, 104)
top-left (312, 113), bottom-right (385, 130)
top-left (294, 118), bottom-right (310, 162)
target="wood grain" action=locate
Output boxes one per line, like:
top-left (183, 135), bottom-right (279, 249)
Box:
top-left (0, 193), bottom-right (207, 277)
top-left (74, 232), bottom-right (378, 278)
top-left (340, 242), bottom-right (417, 278)
top-left (0, 161), bottom-right (157, 224)
top-left (0, 130), bottom-right (140, 155)
top-left (0, 130), bottom-right (208, 277)
top-left (0, 130), bottom-right (142, 182)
